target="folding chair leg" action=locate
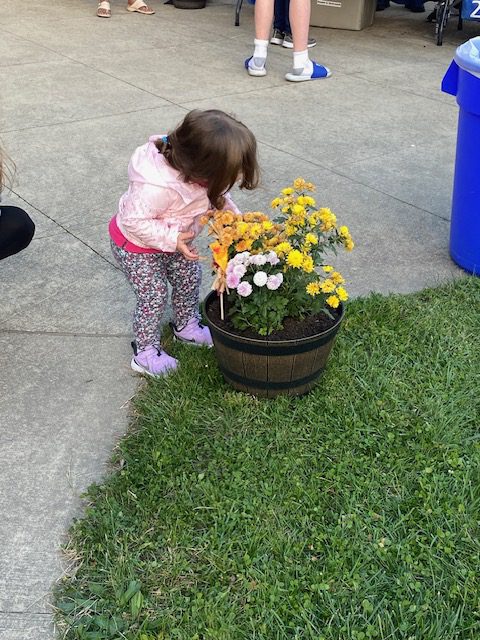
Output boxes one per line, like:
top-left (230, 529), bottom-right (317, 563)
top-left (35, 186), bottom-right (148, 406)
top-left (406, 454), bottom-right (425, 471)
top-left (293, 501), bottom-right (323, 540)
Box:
top-left (235, 0), bottom-right (243, 25)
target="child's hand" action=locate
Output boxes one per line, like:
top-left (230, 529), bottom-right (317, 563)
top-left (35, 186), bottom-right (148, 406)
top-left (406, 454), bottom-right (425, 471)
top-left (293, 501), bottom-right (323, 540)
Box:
top-left (176, 231), bottom-right (199, 261)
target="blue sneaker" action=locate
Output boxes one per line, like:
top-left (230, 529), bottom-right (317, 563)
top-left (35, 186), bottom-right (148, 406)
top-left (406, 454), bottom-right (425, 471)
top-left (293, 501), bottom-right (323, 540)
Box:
top-left (245, 56), bottom-right (267, 77)
top-left (285, 61), bottom-right (331, 82)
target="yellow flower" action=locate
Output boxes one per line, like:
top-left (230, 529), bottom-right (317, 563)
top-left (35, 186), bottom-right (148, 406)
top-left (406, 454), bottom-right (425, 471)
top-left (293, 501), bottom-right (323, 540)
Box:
top-left (297, 196), bottom-right (306, 206)
top-left (200, 214), bottom-right (210, 225)
top-left (302, 255), bottom-right (314, 273)
top-left (320, 279), bottom-right (336, 293)
top-left (331, 271), bottom-right (345, 285)
top-left (276, 241), bottom-right (292, 255)
top-left (346, 240), bottom-right (355, 251)
top-left (308, 215), bottom-right (318, 226)
top-left (337, 286), bottom-right (349, 302)
top-left (326, 295), bottom-right (340, 309)
top-left (292, 203), bottom-right (305, 215)
top-left (249, 223), bottom-right (262, 237)
top-left (319, 208), bottom-right (337, 230)
top-left (285, 224), bottom-right (296, 237)
top-left (322, 265), bottom-right (334, 273)
top-left (271, 197), bottom-right (282, 208)
top-left (304, 196), bottom-right (316, 206)
top-left (293, 177), bottom-right (315, 191)
top-left (262, 220), bottom-right (274, 231)
top-left (282, 187), bottom-right (294, 195)
top-left (266, 235), bottom-right (280, 247)
top-left (236, 221), bottom-right (248, 235)
top-left (339, 225), bottom-right (350, 237)
top-left (286, 249), bottom-right (304, 268)
top-left (305, 233), bottom-right (318, 245)
top-left (306, 281), bottom-right (320, 296)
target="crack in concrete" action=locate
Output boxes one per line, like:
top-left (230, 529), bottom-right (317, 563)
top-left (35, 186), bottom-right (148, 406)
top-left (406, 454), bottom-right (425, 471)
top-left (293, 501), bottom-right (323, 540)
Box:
top-left (7, 191), bottom-right (120, 269)
top-left (0, 611), bottom-right (51, 616)
top-left (0, 329), bottom-right (131, 338)
top-left (257, 139), bottom-right (452, 223)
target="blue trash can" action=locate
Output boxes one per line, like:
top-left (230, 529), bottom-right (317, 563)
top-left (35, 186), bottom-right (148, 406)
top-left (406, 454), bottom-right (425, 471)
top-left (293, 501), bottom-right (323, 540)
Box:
top-left (442, 37), bottom-right (480, 275)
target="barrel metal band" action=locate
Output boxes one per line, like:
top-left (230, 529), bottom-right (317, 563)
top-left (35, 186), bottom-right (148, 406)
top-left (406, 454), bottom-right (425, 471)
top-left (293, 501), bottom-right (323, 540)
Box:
top-left (219, 365), bottom-right (324, 390)
top-left (212, 326), bottom-right (339, 356)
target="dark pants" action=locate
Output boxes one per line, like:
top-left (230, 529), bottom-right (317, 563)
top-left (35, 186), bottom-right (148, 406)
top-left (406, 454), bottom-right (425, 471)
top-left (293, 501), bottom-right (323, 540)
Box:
top-left (274, 0), bottom-right (291, 34)
top-left (0, 206), bottom-right (35, 261)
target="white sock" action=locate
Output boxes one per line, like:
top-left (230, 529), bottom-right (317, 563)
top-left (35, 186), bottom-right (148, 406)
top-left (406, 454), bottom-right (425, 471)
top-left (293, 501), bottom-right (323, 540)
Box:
top-left (251, 39), bottom-right (268, 68)
top-left (293, 49), bottom-right (312, 74)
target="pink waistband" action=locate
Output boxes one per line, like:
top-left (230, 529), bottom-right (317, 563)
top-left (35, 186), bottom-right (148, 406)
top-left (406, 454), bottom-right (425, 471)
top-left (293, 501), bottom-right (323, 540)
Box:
top-left (109, 216), bottom-right (162, 254)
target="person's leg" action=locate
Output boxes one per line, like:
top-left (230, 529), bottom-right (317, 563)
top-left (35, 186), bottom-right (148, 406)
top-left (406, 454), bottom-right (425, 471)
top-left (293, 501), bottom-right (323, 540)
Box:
top-left (283, 0), bottom-right (291, 34)
top-left (404, 0), bottom-right (424, 11)
top-left (111, 243), bottom-right (178, 375)
top-left (272, 0), bottom-right (286, 35)
top-left (285, 0), bottom-right (330, 81)
top-left (165, 254), bottom-right (212, 346)
top-left (111, 243), bottom-right (168, 349)
top-left (0, 206), bottom-right (35, 261)
top-left (166, 253), bottom-right (202, 329)
top-left (246, 0), bottom-right (274, 76)
top-left (282, 0), bottom-right (317, 48)
top-left (289, 0), bottom-right (309, 52)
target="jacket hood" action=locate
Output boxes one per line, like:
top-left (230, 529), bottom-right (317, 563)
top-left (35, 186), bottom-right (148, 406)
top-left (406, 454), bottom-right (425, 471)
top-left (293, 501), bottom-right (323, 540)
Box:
top-left (128, 135), bottom-right (206, 204)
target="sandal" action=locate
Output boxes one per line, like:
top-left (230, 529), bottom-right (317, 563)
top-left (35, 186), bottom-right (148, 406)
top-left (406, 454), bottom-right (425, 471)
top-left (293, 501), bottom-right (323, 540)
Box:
top-left (97, 0), bottom-right (111, 17)
top-left (127, 0), bottom-right (155, 13)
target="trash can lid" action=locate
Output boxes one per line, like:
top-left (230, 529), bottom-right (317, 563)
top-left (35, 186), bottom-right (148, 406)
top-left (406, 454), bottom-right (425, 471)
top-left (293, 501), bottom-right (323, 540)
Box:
top-left (454, 37), bottom-right (480, 77)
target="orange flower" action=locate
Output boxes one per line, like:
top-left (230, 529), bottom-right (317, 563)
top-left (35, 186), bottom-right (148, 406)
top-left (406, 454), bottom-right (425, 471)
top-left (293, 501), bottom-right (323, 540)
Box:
top-left (236, 239), bottom-right (253, 252)
top-left (210, 241), bottom-right (229, 272)
top-left (221, 212), bottom-right (235, 225)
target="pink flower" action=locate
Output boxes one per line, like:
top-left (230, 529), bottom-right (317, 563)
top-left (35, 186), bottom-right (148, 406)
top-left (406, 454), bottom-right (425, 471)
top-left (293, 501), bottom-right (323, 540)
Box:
top-left (266, 273), bottom-right (283, 290)
top-left (233, 264), bottom-right (247, 278)
top-left (237, 281), bottom-right (253, 297)
top-left (267, 251), bottom-right (280, 266)
top-left (250, 254), bottom-right (267, 266)
top-left (226, 272), bottom-right (240, 289)
top-left (233, 251), bottom-right (251, 264)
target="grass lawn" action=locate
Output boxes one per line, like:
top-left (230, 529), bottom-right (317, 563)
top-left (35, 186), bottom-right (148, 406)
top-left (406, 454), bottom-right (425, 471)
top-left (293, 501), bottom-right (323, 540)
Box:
top-left (56, 278), bottom-right (480, 640)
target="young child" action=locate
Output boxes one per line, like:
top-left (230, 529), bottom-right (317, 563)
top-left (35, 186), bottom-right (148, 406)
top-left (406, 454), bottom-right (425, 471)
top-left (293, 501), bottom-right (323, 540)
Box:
top-left (110, 109), bottom-right (260, 377)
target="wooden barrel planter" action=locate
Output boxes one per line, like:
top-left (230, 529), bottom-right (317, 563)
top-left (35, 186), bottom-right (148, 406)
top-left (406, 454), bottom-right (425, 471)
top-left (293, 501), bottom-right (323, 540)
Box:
top-left (203, 291), bottom-right (345, 398)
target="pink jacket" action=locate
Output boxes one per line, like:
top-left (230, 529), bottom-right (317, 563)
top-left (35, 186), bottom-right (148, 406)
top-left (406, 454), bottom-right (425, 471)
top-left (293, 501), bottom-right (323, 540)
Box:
top-left (114, 135), bottom-right (239, 253)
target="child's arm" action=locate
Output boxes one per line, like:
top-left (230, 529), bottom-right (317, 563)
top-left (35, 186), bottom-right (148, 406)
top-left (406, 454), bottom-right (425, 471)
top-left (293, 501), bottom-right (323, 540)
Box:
top-left (176, 230), bottom-right (199, 261)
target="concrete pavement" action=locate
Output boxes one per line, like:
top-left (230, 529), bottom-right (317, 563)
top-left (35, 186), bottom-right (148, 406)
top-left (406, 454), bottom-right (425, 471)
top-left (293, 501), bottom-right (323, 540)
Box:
top-left (0, 1), bottom-right (475, 637)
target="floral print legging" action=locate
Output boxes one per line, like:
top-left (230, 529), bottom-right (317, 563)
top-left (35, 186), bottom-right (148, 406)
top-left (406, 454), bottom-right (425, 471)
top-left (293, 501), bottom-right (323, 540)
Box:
top-left (111, 241), bottom-right (201, 350)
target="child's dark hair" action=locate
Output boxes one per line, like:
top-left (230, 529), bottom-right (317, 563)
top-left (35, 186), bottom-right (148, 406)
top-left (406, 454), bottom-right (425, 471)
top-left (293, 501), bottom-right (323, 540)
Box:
top-left (155, 109), bottom-right (259, 209)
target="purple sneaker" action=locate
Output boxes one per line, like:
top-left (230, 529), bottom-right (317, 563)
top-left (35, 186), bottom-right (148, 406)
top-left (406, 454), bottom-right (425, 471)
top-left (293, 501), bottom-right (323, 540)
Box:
top-left (172, 318), bottom-right (213, 347)
top-left (131, 342), bottom-right (178, 377)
